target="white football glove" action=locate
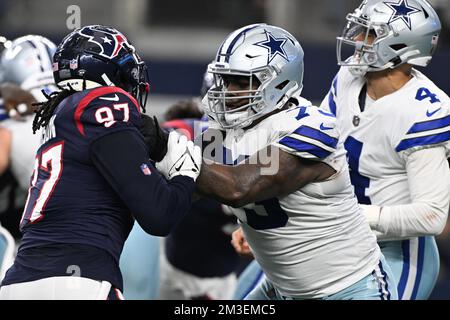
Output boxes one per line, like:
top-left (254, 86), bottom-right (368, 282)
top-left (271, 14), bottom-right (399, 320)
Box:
top-left (156, 131), bottom-right (202, 181)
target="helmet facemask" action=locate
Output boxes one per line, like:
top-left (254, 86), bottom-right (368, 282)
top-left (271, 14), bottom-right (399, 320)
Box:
top-left (206, 67), bottom-right (266, 129)
top-left (337, 13), bottom-right (391, 76)
top-left (117, 45), bottom-right (149, 112)
top-left (203, 24), bottom-right (304, 129)
top-left (206, 63), bottom-right (301, 129)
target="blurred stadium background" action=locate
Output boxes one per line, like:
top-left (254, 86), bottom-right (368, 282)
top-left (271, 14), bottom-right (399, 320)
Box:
top-left (0, 0), bottom-right (449, 299)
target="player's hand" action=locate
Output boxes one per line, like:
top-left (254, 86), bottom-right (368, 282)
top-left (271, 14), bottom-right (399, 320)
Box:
top-left (0, 82), bottom-right (37, 120)
top-left (231, 227), bottom-right (253, 258)
top-left (156, 131), bottom-right (202, 181)
top-left (140, 114), bottom-right (169, 162)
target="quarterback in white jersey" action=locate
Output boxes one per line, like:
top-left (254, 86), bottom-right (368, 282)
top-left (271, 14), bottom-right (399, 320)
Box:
top-left (321, 0), bottom-right (450, 299)
top-left (156, 24), bottom-right (398, 300)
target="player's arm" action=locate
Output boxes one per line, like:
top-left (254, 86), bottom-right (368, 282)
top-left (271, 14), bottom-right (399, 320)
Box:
top-left (90, 129), bottom-right (200, 236)
top-left (363, 146), bottom-right (449, 239)
top-left (195, 145), bottom-right (336, 207)
top-left (0, 127), bottom-right (12, 175)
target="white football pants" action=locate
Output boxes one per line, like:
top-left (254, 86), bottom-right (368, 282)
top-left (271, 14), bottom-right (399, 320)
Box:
top-left (0, 276), bottom-right (120, 300)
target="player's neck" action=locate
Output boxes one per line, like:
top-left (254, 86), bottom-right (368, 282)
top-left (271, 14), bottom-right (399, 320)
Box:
top-left (365, 65), bottom-right (413, 101)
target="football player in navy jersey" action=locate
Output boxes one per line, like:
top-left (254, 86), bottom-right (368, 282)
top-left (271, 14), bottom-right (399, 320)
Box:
top-left (0, 25), bottom-right (202, 300)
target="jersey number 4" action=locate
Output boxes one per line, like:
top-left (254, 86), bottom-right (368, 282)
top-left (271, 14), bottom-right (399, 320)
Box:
top-left (20, 141), bottom-right (64, 228)
top-left (344, 136), bottom-right (371, 204)
top-left (415, 87), bottom-right (440, 104)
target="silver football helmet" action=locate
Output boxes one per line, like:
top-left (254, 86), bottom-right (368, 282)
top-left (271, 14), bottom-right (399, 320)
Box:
top-left (337, 0), bottom-right (441, 76)
top-left (204, 24), bottom-right (304, 129)
top-left (0, 35), bottom-right (56, 96)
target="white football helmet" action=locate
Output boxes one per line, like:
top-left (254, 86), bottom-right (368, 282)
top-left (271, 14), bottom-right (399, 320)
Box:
top-left (0, 35), bottom-right (57, 99)
top-left (0, 36), bottom-right (11, 54)
top-left (337, 0), bottom-right (441, 76)
top-left (204, 24), bottom-right (304, 129)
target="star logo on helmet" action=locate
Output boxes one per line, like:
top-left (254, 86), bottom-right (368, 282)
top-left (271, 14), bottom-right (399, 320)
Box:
top-left (254, 31), bottom-right (289, 64)
top-left (384, 0), bottom-right (421, 30)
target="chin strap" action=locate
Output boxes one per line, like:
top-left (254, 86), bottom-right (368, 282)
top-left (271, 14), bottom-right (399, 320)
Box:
top-left (57, 79), bottom-right (102, 91)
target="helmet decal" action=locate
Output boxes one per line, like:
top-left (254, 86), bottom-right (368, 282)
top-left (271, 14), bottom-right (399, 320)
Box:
top-left (78, 26), bottom-right (129, 59)
top-left (384, 0), bottom-right (421, 30)
top-left (254, 30), bottom-right (289, 64)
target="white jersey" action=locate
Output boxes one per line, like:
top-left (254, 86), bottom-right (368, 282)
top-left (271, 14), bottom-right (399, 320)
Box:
top-left (320, 67), bottom-right (450, 239)
top-left (0, 115), bottom-right (40, 190)
top-left (210, 97), bottom-right (380, 299)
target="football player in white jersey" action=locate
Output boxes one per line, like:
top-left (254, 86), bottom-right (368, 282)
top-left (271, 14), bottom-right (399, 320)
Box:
top-left (154, 24), bottom-right (397, 300)
top-left (320, 0), bottom-right (450, 300)
top-left (0, 35), bottom-right (58, 190)
top-left (0, 36), bottom-right (58, 284)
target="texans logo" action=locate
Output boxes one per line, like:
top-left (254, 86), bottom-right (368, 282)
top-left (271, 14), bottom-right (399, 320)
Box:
top-left (78, 26), bottom-right (128, 59)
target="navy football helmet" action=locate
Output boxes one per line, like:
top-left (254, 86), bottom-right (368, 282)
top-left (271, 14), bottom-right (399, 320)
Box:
top-left (53, 25), bottom-right (149, 110)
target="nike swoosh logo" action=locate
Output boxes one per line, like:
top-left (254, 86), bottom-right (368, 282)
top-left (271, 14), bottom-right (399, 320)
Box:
top-left (175, 158), bottom-right (186, 172)
top-left (426, 108), bottom-right (441, 117)
top-left (99, 94), bottom-right (119, 102)
top-left (320, 123), bottom-right (333, 130)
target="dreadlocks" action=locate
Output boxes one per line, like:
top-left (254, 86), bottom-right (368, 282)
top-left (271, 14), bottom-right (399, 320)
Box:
top-left (32, 85), bottom-right (78, 134)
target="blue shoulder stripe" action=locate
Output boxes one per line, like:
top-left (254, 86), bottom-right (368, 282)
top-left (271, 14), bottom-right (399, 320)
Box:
top-left (279, 136), bottom-right (332, 158)
top-left (294, 125), bottom-right (338, 149)
top-left (332, 75), bottom-right (338, 96)
top-left (396, 130), bottom-right (450, 152)
top-left (407, 115), bottom-right (450, 134)
top-left (328, 91), bottom-right (337, 116)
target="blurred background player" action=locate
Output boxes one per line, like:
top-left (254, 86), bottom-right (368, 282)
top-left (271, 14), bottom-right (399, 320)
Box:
top-left (151, 23), bottom-right (398, 300)
top-left (321, 0), bottom-right (450, 299)
top-left (0, 35), bottom-right (57, 193)
top-left (0, 25), bottom-right (202, 300)
top-left (158, 97), bottom-right (242, 300)
top-left (0, 35), bottom-right (15, 283)
top-left (119, 221), bottom-right (161, 299)
top-left (0, 35), bottom-right (58, 282)
top-left (0, 36), bottom-right (10, 121)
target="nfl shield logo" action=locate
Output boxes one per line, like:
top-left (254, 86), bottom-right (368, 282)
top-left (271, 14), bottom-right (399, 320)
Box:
top-left (140, 163), bottom-right (152, 175)
top-left (69, 59), bottom-right (78, 70)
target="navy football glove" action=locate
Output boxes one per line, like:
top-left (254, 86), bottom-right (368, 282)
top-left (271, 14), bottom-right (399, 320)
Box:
top-left (140, 114), bottom-right (169, 162)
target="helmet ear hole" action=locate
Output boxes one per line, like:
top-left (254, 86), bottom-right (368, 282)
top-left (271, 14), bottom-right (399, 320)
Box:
top-left (275, 80), bottom-right (289, 90)
top-left (390, 44), bottom-right (407, 51)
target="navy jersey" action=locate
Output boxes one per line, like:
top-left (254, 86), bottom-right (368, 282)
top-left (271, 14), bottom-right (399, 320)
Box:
top-left (162, 118), bottom-right (240, 278)
top-left (3, 86), bottom-right (142, 289)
